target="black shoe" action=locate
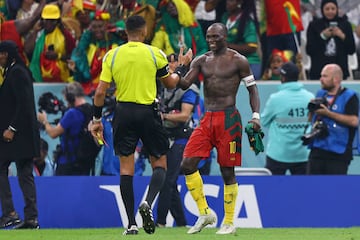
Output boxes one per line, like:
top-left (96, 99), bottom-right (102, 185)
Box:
top-left (123, 225), bottom-right (139, 235)
top-left (0, 213), bottom-right (21, 228)
top-left (13, 219), bottom-right (39, 229)
top-left (139, 201), bottom-right (155, 234)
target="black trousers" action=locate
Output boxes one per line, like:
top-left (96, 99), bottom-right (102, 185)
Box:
top-left (307, 157), bottom-right (350, 175)
top-left (156, 142), bottom-right (186, 226)
top-left (0, 158), bottom-right (38, 220)
top-left (266, 156), bottom-right (308, 175)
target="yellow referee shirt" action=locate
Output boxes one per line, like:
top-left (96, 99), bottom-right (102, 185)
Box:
top-left (100, 42), bottom-right (169, 105)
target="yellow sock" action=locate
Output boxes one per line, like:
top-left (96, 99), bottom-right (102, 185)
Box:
top-left (223, 183), bottom-right (238, 225)
top-left (185, 170), bottom-right (210, 215)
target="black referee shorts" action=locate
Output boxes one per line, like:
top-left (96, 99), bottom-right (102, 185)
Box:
top-left (112, 102), bottom-right (169, 158)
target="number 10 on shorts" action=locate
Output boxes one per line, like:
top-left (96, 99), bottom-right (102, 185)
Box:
top-left (229, 141), bottom-right (236, 154)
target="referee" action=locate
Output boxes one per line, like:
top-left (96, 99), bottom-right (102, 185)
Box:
top-left (90, 15), bottom-right (193, 235)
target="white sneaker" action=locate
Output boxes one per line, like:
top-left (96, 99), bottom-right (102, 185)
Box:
top-left (216, 224), bottom-right (236, 235)
top-left (123, 225), bottom-right (139, 235)
top-left (187, 213), bottom-right (216, 234)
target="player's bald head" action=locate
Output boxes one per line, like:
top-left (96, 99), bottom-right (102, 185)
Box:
top-left (207, 23), bottom-right (227, 36)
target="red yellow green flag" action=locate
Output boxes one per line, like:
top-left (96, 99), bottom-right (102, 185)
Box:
top-left (72, 0), bottom-right (83, 11)
top-left (265, 0), bottom-right (304, 36)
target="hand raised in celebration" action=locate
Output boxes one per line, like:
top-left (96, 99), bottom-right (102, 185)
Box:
top-left (178, 47), bottom-right (193, 66)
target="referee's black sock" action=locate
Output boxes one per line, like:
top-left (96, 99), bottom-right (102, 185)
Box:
top-left (146, 167), bottom-right (166, 206)
top-left (120, 175), bottom-right (136, 228)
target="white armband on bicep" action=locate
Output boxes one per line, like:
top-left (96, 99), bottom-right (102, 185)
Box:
top-left (242, 75), bottom-right (256, 87)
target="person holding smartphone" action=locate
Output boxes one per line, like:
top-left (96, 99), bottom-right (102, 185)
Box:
top-left (306, 0), bottom-right (355, 80)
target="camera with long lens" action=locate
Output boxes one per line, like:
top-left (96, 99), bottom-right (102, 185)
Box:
top-left (37, 92), bottom-right (66, 130)
top-left (301, 97), bottom-right (330, 145)
top-left (307, 97), bottom-right (328, 112)
top-left (301, 120), bottom-right (329, 145)
top-left (38, 92), bottom-right (66, 115)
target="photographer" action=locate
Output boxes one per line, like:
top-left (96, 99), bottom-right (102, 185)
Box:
top-left (37, 82), bottom-right (96, 175)
top-left (306, 64), bottom-right (359, 175)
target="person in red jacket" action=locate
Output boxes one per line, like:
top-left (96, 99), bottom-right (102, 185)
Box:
top-left (0, 0), bottom-right (47, 64)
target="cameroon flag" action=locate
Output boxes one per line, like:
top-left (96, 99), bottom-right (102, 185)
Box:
top-left (265, 0), bottom-right (303, 36)
top-left (72, 0), bottom-right (83, 11)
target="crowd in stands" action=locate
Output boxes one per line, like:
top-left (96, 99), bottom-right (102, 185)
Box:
top-left (0, 0), bottom-right (359, 83)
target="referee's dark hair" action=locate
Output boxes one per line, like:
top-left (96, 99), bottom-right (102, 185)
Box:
top-left (126, 15), bottom-right (146, 32)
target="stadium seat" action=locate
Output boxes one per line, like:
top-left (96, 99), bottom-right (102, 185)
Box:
top-left (234, 167), bottom-right (272, 176)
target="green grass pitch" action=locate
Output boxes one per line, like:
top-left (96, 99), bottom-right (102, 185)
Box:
top-left (2, 227), bottom-right (360, 240)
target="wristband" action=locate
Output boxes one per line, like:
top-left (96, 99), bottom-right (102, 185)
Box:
top-left (93, 105), bottom-right (103, 119)
top-left (174, 64), bottom-right (188, 78)
top-left (8, 125), bottom-right (17, 132)
top-left (252, 112), bottom-right (260, 120)
top-left (92, 117), bottom-right (102, 123)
